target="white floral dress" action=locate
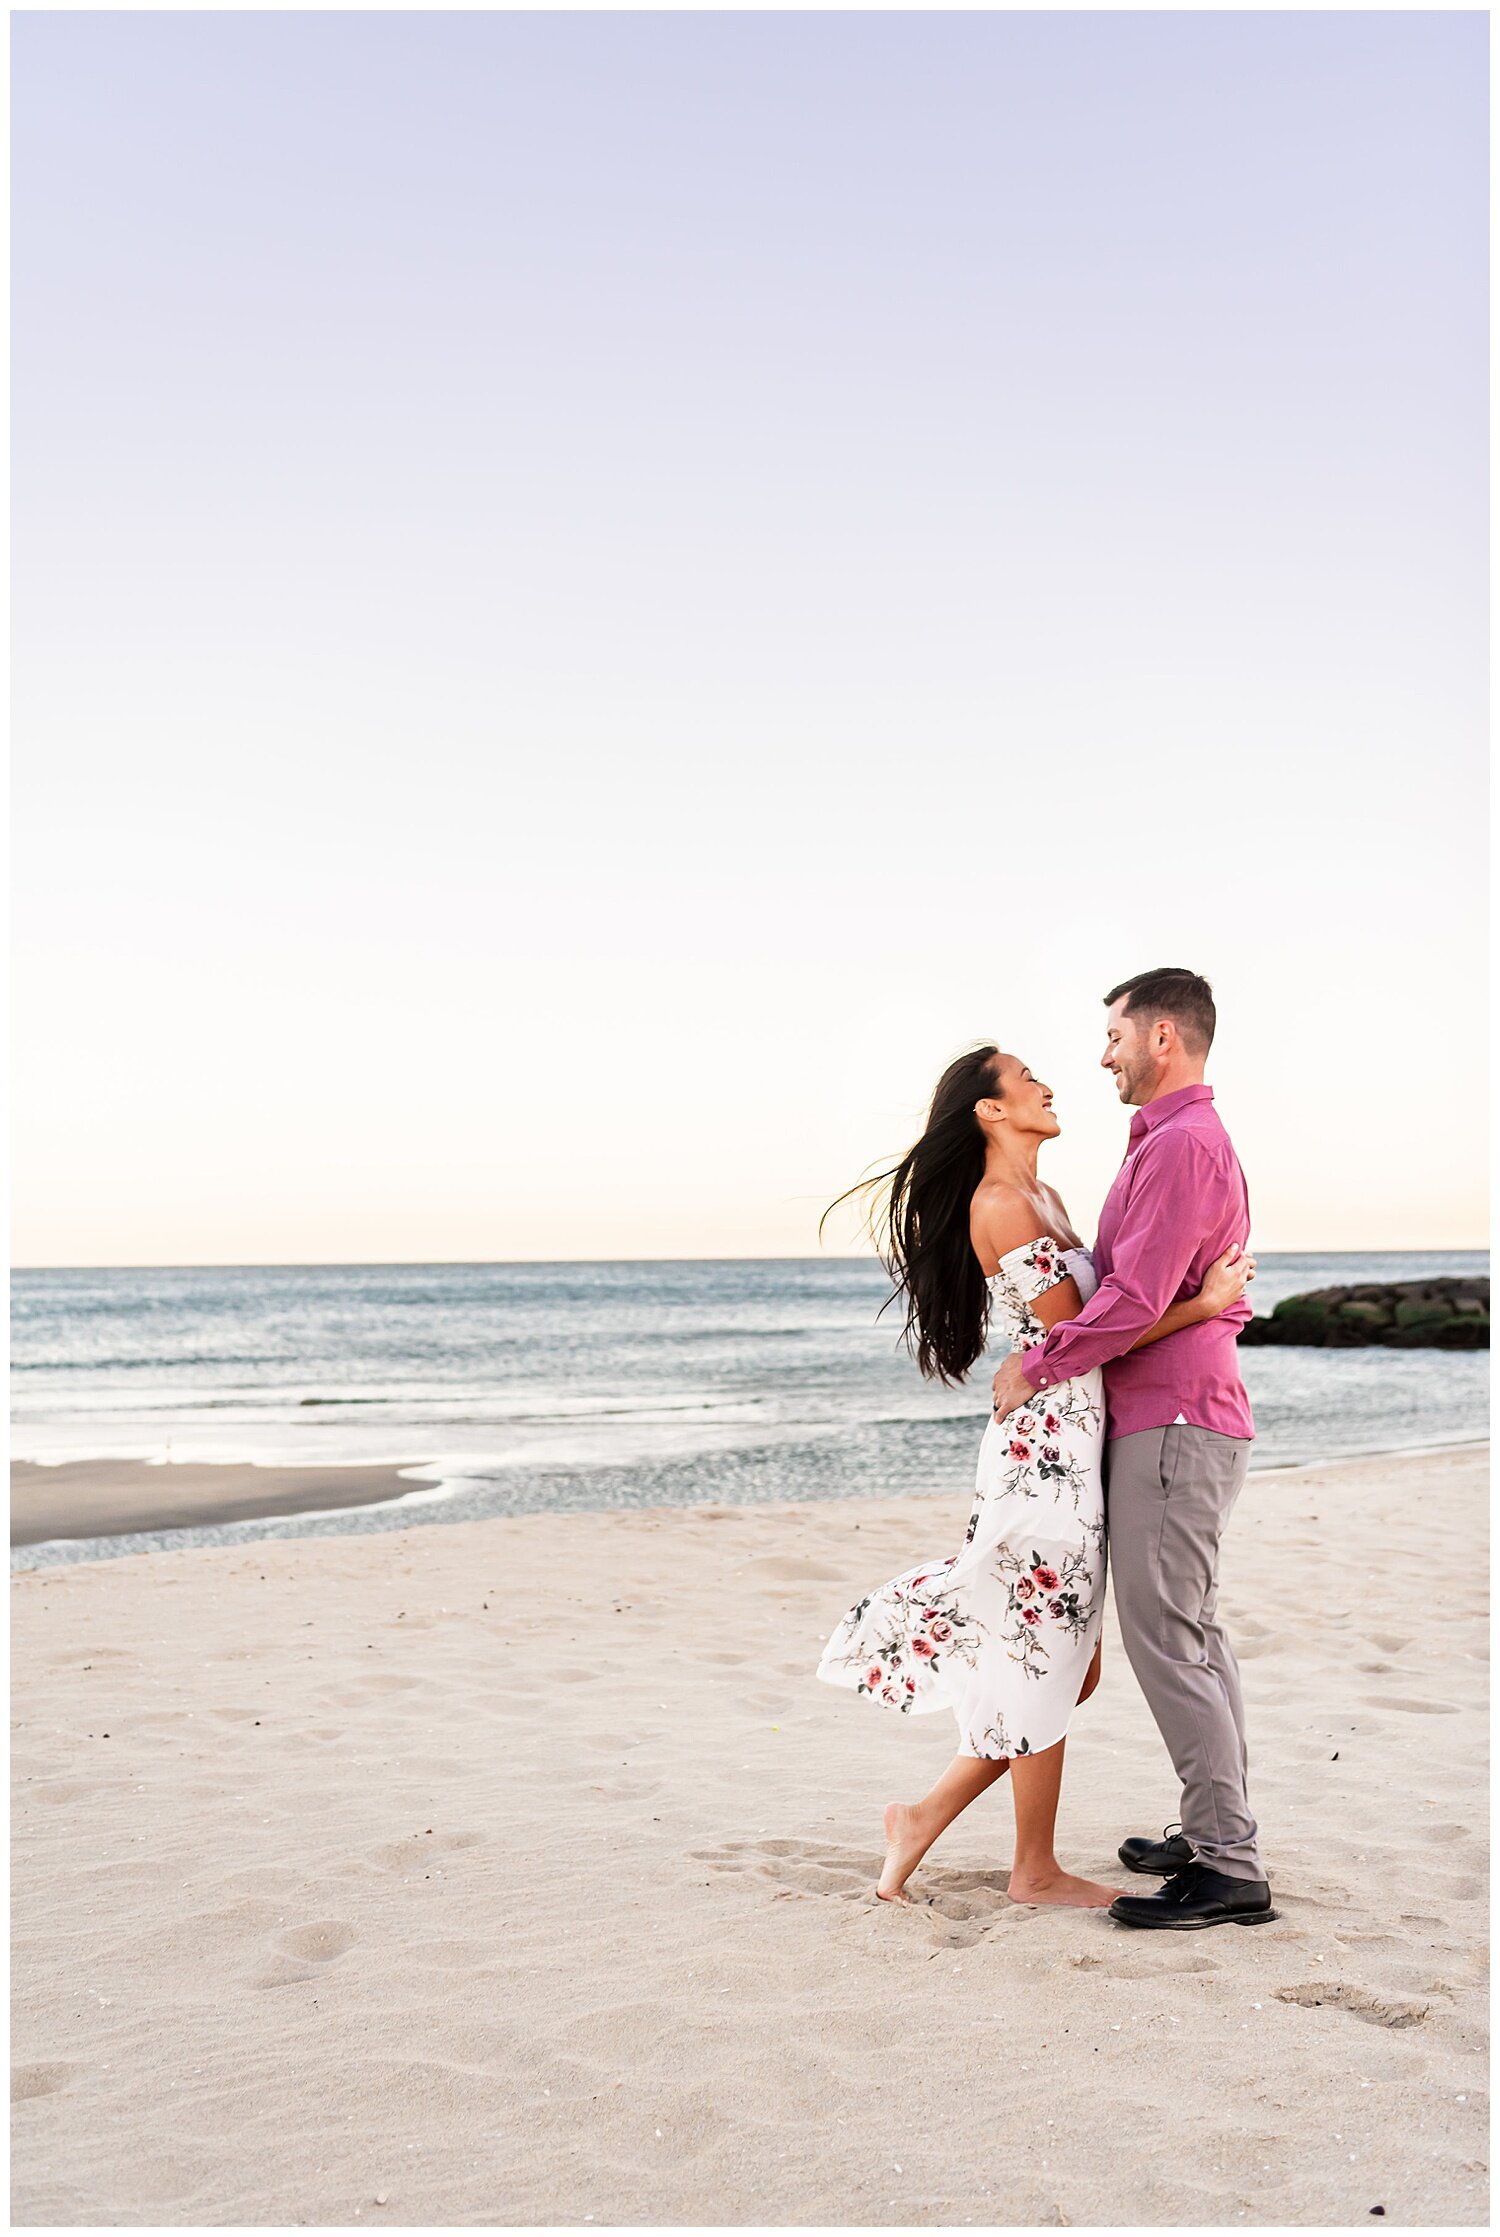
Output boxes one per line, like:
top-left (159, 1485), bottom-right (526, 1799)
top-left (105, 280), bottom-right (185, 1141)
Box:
top-left (817, 1238), bottom-right (1107, 1760)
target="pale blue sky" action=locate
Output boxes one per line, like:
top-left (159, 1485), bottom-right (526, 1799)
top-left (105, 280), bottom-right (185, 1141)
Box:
top-left (13, 11), bottom-right (1488, 1264)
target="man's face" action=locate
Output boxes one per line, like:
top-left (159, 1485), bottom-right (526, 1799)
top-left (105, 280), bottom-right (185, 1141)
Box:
top-left (1101, 998), bottom-right (1160, 1106)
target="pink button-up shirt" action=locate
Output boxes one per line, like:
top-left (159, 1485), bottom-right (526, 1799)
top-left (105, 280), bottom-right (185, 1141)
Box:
top-left (1019, 1083), bottom-right (1255, 1441)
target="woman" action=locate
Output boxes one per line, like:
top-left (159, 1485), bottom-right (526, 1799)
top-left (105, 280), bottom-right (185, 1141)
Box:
top-left (817, 1044), bottom-right (1253, 1909)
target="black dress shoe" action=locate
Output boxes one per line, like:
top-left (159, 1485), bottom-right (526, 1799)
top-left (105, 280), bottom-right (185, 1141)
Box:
top-left (1109, 1862), bottom-right (1278, 1931)
top-left (1118, 1823), bottom-right (1196, 1875)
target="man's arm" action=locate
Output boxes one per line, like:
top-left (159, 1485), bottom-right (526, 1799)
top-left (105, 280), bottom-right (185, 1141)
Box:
top-left (1132, 1247), bottom-right (1254, 1347)
top-left (1018, 1132), bottom-right (1224, 1398)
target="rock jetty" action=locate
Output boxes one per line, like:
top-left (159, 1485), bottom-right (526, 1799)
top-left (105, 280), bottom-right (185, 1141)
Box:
top-left (1239, 1276), bottom-right (1488, 1349)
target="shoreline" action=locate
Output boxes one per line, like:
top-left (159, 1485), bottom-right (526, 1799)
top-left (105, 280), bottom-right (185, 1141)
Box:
top-left (10, 1433), bottom-right (1491, 1561)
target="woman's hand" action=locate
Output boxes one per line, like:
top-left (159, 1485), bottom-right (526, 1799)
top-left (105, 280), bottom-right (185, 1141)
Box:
top-left (991, 1353), bottom-right (1034, 1422)
top-left (1196, 1244), bottom-right (1256, 1318)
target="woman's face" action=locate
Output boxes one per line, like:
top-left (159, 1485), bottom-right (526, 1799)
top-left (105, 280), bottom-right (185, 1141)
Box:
top-left (995, 1053), bottom-right (1061, 1139)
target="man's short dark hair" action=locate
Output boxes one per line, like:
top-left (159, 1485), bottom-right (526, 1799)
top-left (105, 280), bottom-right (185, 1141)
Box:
top-left (1103, 967), bottom-right (1216, 1054)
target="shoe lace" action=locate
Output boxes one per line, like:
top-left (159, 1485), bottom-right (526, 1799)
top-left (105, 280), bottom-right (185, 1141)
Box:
top-left (1162, 1821), bottom-right (1183, 1840)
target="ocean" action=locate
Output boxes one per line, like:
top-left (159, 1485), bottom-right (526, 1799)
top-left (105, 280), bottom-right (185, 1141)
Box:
top-left (10, 1251), bottom-right (1488, 1567)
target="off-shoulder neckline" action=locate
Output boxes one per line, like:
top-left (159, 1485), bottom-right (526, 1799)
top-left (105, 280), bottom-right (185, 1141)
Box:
top-left (985, 1233), bottom-right (1080, 1282)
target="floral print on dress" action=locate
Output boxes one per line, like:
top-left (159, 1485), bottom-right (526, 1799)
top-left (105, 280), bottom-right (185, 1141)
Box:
top-left (995, 1525), bottom-right (1106, 1679)
top-left (818, 1237), bottom-right (1107, 1763)
top-left (993, 1236), bottom-right (1070, 1345)
top-left (823, 1559), bottom-right (988, 1715)
top-left (997, 1388), bottom-right (1102, 1511)
top-left (967, 1716), bottom-right (1033, 1759)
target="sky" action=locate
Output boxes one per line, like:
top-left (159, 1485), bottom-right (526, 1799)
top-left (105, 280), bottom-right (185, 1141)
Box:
top-left (12, 10), bottom-right (1488, 1266)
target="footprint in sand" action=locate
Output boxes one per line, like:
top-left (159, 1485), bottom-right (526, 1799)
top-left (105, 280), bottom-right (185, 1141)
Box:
top-left (370, 1829), bottom-right (486, 1872)
top-left (1370, 1635), bottom-right (1413, 1654)
top-left (692, 1835), bottom-right (1016, 1938)
top-left (1381, 1697), bottom-right (1461, 1715)
top-left (693, 1834), bottom-right (873, 1900)
top-left (250, 1920), bottom-right (357, 1991)
top-left (1275, 1980), bottom-right (1432, 2029)
top-left (1422, 1874), bottom-right (1484, 1905)
top-left (12, 2064), bottom-right (73, 2101)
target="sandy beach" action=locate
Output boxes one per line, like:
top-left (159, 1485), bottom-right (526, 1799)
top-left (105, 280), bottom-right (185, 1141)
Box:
top-left (11, 1442), bottom-right (1488, 2227)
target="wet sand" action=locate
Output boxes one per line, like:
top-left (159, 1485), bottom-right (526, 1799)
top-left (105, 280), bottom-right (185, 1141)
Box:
top-left (10, 1460), bottom-right (427, 1546)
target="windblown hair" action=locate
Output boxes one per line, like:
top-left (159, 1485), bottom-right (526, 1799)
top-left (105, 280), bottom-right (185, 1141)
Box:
top-left (1104, 966), bottom-right (1216, 1054)
top-left (822, 1044), bottom-right (1003, 1386)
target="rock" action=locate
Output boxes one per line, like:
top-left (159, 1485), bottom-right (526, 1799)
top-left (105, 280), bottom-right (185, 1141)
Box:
top-left (1394, 1297), bottom-right (1453, 1327)
top-left (1239, 1276), bottom-right (1488, 1349)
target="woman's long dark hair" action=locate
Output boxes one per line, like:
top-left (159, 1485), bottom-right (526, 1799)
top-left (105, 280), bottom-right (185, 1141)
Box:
top-left (822, 1044), bottom-right (1003, 1386)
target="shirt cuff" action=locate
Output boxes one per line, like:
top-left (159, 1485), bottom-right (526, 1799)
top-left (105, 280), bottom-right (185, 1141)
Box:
top-left (1019, 1345), bottom-right (1051, 1393)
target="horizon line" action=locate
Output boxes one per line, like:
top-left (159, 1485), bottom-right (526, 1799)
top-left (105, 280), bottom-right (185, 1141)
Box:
top-left (11, 1245), bottom-right (1491, 1276)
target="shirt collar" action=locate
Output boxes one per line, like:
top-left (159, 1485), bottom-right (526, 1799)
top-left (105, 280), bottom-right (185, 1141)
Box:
top-left (1128, 1082), bottom-right (1214, 1141)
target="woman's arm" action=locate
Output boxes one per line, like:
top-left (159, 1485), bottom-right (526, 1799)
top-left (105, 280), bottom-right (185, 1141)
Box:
top-left (1029, 1275), bottom-right (1087, 1330)
top-left (1129, 1246), bottom-right (1255, 1352)
top-left (974, 1197), bottom-right (1090, 1333)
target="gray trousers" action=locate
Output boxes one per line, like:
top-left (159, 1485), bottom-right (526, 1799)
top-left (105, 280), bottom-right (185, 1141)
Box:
top-left (1106, 1424), bottom-right (1262, 1882)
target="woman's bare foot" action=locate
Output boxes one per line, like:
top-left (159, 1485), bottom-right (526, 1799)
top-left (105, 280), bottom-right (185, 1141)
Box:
top-left (876, 1801), bottom-right (936, 1901)
top-left (1007, 1866), bottom-right (1119, 1909)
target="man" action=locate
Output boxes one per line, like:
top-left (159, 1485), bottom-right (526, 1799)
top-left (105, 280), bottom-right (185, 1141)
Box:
top-left (988, 967), bottom-right (1275, 1930)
